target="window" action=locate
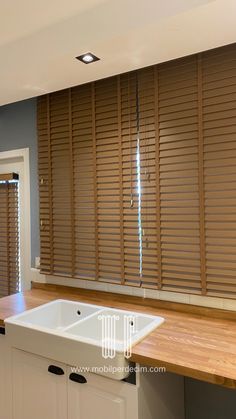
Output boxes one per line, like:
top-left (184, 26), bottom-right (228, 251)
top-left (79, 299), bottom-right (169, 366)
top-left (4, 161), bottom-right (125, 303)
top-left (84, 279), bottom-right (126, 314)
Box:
top-left (0, 173), bottom-right (20, 297)
top-left (38, 43), bottom-right (236, 299)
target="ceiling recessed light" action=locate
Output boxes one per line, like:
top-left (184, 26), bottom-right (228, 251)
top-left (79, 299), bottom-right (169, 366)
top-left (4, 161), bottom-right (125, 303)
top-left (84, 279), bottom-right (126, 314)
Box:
top-left (76, 53), bottom-right (100, 64)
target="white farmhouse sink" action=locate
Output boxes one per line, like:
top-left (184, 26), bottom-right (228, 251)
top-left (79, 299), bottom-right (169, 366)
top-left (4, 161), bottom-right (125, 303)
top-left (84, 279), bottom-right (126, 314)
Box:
top-left (65, 308), bottom-right (163, 353)
top-left (8, 299), bottom-right (101, 331)
top-left (5, 299), bottom-right (164, 380)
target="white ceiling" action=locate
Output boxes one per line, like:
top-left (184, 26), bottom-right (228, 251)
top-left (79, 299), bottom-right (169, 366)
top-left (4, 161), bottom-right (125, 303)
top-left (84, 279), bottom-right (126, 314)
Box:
top-left (0, 0), bottom-right (236, 106)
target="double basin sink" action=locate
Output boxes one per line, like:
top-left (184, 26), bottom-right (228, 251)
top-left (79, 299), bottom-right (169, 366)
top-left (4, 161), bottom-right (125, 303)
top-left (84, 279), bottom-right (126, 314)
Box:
top-left (5, 299), bottom-right (164, 380)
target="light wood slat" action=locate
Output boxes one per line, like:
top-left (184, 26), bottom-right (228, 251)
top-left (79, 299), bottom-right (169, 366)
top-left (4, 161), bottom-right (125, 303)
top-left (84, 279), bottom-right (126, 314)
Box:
top-left (159, 55), bottom-right (202, 294)
top-left (197, 54), bottom-right (207, 294)
top-left (68, 88), bottom-right (75, 276)
top-left (51, 91), bottom-right (72, 275)
top-left (0, 173), bottom-right (19, 181)
top-left (95, 74), bottom-right (123, 281)
top-left (72, 84), bottom-right (96, 279)
top-left (37, 96), bottom-right (49, 271)
top-left (0, 181), bottom-right (19, 297)
top-left (117, 75), bottom-right (125, 284)
top-left (46, 95), bottom-right (53, 273)
top-left (92, 82), bottom-right (100, 280)
top-left (202, 43), bottom-right (236, 296)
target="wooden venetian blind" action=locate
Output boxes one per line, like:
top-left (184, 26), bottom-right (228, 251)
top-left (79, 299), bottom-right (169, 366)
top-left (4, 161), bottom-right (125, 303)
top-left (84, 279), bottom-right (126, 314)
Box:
top-left (158, 55), bottom-right (202, 294)
top-left (202, 44), bottom-right (236, 297)
top-left (0, 174), bottom-right (20, 297)
top-left (38, 42), bottom-right (236, 298)
top-left (71, 84), bottom-right (96, 280)
top-left (38, 75), bottom-right (140, 285)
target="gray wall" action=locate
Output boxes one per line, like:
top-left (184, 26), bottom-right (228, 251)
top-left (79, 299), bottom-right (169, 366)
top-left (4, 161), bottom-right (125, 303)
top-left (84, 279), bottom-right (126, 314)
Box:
top-left (0, 98), bottom-right (39, 265)
top-left (185, 378), bottom-right (236, 419)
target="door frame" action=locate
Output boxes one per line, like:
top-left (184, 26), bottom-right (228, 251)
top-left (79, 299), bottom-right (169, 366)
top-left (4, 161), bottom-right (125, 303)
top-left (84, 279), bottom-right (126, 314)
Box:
top-left (0, 148), bottom-right (31, 290)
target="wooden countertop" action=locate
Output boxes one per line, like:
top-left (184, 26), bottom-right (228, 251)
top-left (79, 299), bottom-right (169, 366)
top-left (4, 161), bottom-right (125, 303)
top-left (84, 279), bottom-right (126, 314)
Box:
top-left (1, 282), bottom-right (236, 389)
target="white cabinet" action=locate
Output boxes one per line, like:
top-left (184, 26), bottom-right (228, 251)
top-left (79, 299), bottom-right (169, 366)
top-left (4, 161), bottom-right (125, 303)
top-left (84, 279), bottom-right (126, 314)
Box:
top-left (12, 349), bottom-right (185, 419)
top-left (12, 350), bottom-right (137, 419)
top-left (67, 367), bottom-right (185, 419)
top-left (67, 368), bottom-right (138, 419)
top-left (12, 349), bottom-right (67, 419)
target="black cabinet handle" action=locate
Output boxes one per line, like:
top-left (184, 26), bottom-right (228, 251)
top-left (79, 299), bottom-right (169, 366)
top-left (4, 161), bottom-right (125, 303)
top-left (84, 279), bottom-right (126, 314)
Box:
top-left (0, 327), bottom-right (5, 335)
top-left (69, 373), bottom-right (87, 384)
top-left (48, 365), bottom-right (64, 375)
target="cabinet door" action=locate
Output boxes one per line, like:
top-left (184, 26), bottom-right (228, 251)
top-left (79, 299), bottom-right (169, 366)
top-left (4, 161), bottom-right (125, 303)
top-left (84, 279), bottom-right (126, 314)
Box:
top-left (12, 349), bottom-right (67, 419)
top-left (67, 368), bottom-right (138, 419)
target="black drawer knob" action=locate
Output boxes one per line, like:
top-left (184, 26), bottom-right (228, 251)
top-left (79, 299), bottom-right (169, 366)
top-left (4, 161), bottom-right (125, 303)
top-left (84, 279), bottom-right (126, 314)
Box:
top-left (69, 373), bottom-right (87, 384)
top-left (48, 365), bottom-right (64, 375)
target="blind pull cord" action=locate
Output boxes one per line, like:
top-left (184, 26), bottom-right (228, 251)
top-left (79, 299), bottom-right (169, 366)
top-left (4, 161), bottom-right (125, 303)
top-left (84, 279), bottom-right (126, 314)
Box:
top-left (136, 73), bottom-right (143, 278)
top-left (130, 193), bottom-right (134, 208)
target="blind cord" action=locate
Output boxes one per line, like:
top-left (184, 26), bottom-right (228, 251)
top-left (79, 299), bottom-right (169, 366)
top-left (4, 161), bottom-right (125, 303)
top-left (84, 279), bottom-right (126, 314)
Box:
top-left (135, 73), bottom-right (143, 279)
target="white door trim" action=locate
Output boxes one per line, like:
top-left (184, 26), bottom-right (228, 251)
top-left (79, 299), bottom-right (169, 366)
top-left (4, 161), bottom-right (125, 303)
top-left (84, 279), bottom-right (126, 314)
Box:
top-left (0, 148), bottom-right (31, 290)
